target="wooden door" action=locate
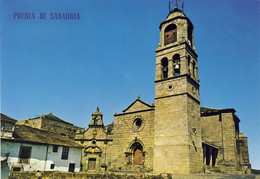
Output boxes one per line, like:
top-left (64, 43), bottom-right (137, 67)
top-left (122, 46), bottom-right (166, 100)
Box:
top-left (88, 158), bottom-right (96, 170)
top-left (134, 148), bottom-right (142, 165)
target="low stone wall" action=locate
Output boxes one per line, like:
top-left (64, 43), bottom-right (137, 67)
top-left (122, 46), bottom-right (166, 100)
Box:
top-left (9, 172), bottom-right (162, 179)
top-left (9, 171), bottom-right (259, 179)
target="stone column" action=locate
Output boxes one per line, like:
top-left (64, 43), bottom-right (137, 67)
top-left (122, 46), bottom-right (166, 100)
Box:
top-left (168, 59), bottom-right (173, 78)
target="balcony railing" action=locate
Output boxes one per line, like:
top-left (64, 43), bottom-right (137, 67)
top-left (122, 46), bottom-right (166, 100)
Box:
top-left (18, 158), bottom-right (30, 164)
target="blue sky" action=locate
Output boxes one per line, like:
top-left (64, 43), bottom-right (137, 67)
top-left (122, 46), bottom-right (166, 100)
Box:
top-left (1, 0), bottom-right (259, 169)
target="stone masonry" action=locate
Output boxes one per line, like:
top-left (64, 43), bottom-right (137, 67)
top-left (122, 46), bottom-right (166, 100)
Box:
top-left (75, 5), bottom-right (251, 175)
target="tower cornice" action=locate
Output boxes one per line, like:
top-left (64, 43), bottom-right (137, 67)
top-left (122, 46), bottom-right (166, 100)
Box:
top-left (154, 73), bottom-right (199, 86)
top-left (156, 41), bottom-right (198, 59)
top-left (154, 92), bottom-right (200, 105)
top-left (159, 14), bottom-right (193, 30)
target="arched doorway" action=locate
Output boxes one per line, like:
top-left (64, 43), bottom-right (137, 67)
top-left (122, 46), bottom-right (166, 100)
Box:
top-left (131, 142), bottom-right (143, 165)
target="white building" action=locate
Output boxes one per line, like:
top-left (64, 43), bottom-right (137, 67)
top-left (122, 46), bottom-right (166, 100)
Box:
top-left (1, 116), bottom-right (83, 179)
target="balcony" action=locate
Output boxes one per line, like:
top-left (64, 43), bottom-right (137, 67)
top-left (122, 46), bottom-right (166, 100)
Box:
top-left (18, 158), bottom-right (30, 164)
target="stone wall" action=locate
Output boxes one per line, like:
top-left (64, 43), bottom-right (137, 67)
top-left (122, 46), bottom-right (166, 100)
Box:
top-left (221, 112), bottom-right (238, 164)
top-left (17, 115), bottom-right (82, 139)
top-left (187, 95), bottom-right (203, 173)
top-left (9, 171), bottom-right (259, 179)
top-left (77, 127), bottom-right (113, 172)
top-left (154, 70), bottom-right (202, 174)
top-left (154, 94), bottom-right (189, 174)
top-left (41, 118), bottom-right (80, 139)
top-left (201, 111), bottom-right (242, 172)
top-left (109, 108), bottom-right (155, 172)
top-left (239, 133), bottom-right (251, 174)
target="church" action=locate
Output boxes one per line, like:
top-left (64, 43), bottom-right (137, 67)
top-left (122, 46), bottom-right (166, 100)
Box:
top-left (75, 4), bottom-right (251, 175)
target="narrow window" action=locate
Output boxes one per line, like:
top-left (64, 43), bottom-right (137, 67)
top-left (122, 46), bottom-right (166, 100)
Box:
top-left (88, 158), bottom-right (96, 170)
top-left (161, 58), bottom-right (168, 79)
top-left (187, 55), bottom-right (191, 75)
top-left (68, 163), bottom-right (75, 172)
top-left (61, 146), bottom-right (69, 160)
top-left (173, 54), bottom-right (180, 76)
top-left (192, 61), bottom-right (196, 79)
top-left (94, 116), bottom-right (98, 125)
top-left (164, 24), bottom-right (177, 45)
top-left (53, 145), bottom-right (58, 153)
top-left (18, 146), bottom-right (32, 164)
top-left (188, 24), bottom-right (193, 46)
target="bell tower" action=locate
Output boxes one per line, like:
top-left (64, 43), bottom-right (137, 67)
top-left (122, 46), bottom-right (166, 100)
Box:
top-left (153, 4), bottom-right (203, 174)
top-left (88, 107), bottom-right (104, 128)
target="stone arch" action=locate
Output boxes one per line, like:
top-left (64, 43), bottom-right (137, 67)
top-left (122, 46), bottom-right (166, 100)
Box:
top-left (125, 140), bottom-right (145, 165)
top-left (173, 54), bottom-right (181, 76)
top-left (161, 57), bottom-right (168, 79)
top-left (84, 146), bottom-right (102, 156)
top-left (127, 139), bottom-right (145, 152)
top-left (164, 24), bottom-right (177, 45)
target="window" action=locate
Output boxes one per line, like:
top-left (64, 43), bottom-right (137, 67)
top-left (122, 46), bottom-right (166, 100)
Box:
top-left (164, 24), bottom-right (177, 45)
top-left (88, 158), bottom-right (96, 170)
top-left (134, 118), bottom-right (142, 128)
top-left (188, 24), bottom-right (193, 46)
top-left (161, 58), bottom-right (168, 79)
top-left (18, 146), bottom-right (32, 164)
top-left (94, 116), bottom-right (98, 125)
top-left (12, 167), bottom-right (22, 171)
top-left (61, 146), bottom-right (69, 160)
top-left (192, 61), bottom-right (196, 79)
top-left (187, 55), bottom-right (191, 75)
top-left (173, 54), bottom-right (180, 76)
top-left (50, 164), bottom-right (55, 169)
top-left (53, 145), bottom-right (58, 153)
top-left (1, 122), bottom-right (14, 131)
top-left (132, 116), bottom-right (145, 132)
top-left (68, 163), bottom-right (75, 172)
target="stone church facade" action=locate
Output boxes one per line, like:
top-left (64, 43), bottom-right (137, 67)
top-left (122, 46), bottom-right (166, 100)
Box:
top-left (75, 6), bottom-right (251, 174)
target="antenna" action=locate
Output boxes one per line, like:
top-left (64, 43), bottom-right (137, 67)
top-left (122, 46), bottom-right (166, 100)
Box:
top-left (169, 0), bottom-right (175, 13)
top-left (169, 0), bottom-right (184, 13)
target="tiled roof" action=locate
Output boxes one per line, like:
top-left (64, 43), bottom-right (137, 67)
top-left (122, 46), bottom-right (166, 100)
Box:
top-left (31, 113), bottom-right (73, 125)
top-left (200, 107), bottom-right (239, 122)
top-left (200, 107), bottom-right (220, 113)
top-left (200, 107), bottom-right (235, 114)
top-left (105, 123), bottom-right (114, 133)
top-left (0, 113), bottom-right (17, 123)
top-left (8, 125), bottom-right (82, 148)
